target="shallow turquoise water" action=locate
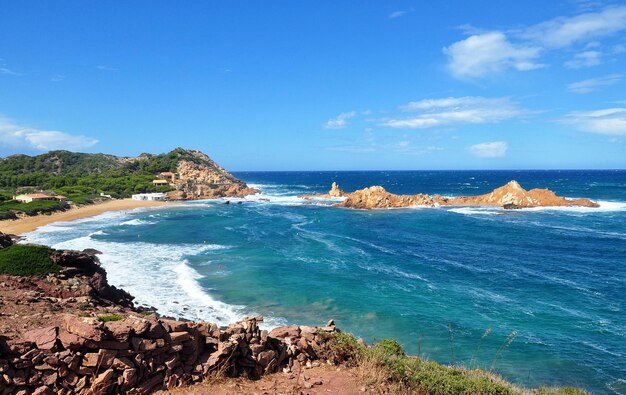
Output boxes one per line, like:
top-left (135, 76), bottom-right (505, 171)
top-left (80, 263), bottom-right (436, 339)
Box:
top-left (24, 171), bottom-right (626, 394)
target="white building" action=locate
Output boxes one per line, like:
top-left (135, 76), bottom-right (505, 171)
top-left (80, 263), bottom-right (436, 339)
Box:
top-left (131, 193), bottom-right (167, 201)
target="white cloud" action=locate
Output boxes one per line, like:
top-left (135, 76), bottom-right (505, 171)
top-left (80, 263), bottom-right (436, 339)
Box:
top-left (0, 116), bottom-right (98, 151)
top-left (444, 5), bottom-right (626, 79)
top-left (0, 67), bottom-right (21, 76)
top-left (96, 65), bottom-right (119, 72)
top-left (469, 141), bottom-right (508, 157)
top-left (51, 75), bottom-right (66, 82)
top-left (521, 5), bottom-right (626, 48)
top-left (384, 96), bottom-right (524, 129)
top-left (567, 73), bottom-right (622, 93)
top-left (561, 108), bottom-right (626, 135)
top-left (388, 11), bottom-right (406, 19)
top-left (443, 32), bottom-right (544, 79)
top-left (324, 111), bottom-right (357, 129)
top-left (564, 50), bottom-right (602, 68)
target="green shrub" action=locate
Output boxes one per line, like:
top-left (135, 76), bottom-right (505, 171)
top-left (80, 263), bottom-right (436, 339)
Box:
top-left (374, 339), bottom-right (405, 356)
top-left (317, 331), bottom-right (364, 366)
top-left (0, 199), bottom-right (67, 217)
top-left (0, 245), bottom-right (60, 276)
top-left (98, 314), bottom-right (123, 322)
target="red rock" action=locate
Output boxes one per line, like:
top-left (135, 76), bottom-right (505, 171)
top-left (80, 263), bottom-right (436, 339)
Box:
top-left (32, 386), bottom-right (54, 395)
top-left (90, 368), bottom-right (115, 394)
top-left (169, 331), bottom-right (191, 343)
top-left (23, 327), bottom-right (58, 350)
top-left (62, 315), bottom-right (106, 341)
top-left (269, 325), bottom-right (300, 340)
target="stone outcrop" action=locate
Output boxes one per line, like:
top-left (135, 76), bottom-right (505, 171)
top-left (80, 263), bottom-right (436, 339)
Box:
top-left (0, 232), bottom-right (13, 249)
top-left (0, 315), bottom-right (339, 395)
top-left (48, 250), bottom-right (134, 308)
top-left (164, 150), bottom-right (258, 200)
top-left (328, 182), bottom-right (344, 198)
top-left (325, 180), bottom-right (599, 209)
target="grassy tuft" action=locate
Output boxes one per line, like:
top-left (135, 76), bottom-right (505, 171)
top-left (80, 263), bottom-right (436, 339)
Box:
top-left (98, 314), bottom-right (123, 322)
top-left (0, 245), bottom-right (60, 276)
top-left (317, 332), bottom-right (589, 395)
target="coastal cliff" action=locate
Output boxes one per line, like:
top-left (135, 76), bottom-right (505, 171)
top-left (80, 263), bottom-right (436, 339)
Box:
top-left (316, 180), bottom-right (599, 209)
top-left (164, 150), bottom-right (258, 200)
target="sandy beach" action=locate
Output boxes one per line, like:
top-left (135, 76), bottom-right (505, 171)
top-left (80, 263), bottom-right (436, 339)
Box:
top-left (0, 198), bottom-right (170, 235)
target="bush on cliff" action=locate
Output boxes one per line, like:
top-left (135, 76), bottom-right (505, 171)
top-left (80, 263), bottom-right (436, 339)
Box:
top-left (320, 332), bottom-right (588, 395)
top-left (0, 245), bottom-right (60, 276)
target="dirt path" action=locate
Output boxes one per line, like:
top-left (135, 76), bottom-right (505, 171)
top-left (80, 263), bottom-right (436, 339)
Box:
top-left (157, 364), bottom-right (367, 395)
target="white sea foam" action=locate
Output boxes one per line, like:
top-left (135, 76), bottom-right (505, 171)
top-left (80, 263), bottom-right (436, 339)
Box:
top-left (448, 207), bottom-right (501, 216)
top-left (521, 200), bottom-right (626, 213)
top-left (447, 200), bottom-right (626, 216)
top-left (32, 232), bottom-right (273, 327)
top-left (120, 219), bottom-right (156, 226)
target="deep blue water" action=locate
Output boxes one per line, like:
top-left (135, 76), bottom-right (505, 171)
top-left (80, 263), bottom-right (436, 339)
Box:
top-left (24, 171), bottom-right (626, 394)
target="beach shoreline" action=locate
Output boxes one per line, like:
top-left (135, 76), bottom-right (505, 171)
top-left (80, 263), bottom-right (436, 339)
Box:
top-left (0, 198), bottom-right (170, 235)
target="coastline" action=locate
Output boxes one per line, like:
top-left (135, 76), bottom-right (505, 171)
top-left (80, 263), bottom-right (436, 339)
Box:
top-left (0, 198), bottom-right (170, 235)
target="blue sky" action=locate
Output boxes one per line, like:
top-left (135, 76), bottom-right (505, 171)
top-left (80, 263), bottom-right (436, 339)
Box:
top-left (1, 1), bottom-right (625, 170)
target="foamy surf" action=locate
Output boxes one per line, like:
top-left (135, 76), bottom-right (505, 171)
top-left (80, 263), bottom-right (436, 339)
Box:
top-left (25, 224), bottom-right (283, 328)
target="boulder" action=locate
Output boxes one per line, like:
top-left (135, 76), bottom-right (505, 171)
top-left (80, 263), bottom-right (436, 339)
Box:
top-left (63, 315), bottom-right (106, 341)
top-left (23, 327), bottom-right (58, 351)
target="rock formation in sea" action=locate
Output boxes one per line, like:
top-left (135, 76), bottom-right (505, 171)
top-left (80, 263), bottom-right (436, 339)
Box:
top-left (318, 180), bottom-right (599, 209)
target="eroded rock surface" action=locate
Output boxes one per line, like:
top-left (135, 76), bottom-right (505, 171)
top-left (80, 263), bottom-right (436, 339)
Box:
top-left (164, 150), bottom-right (258, 200)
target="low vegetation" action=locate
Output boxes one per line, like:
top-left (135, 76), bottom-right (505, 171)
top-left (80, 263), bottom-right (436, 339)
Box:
top-left (97, 314), bottom-right (123, 322)
top-left (318, 332), bottom-right (588, 395)
top-left (0, 199), bottom-right (68, 220)
top-left (0, 245), bottom-right (60, 276)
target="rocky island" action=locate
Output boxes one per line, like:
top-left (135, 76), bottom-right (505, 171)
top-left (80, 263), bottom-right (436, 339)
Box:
top-left (306, 180), bottom-right (599, 210)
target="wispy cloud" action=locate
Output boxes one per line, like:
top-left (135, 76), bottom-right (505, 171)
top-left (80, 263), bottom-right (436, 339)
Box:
top-left (388, 10), bottom-right (407, 19)
top-left (96, 65), bottom-right (119, 72)
top-left (567, 73), bottom-right (622, 93)
top-left (51, 74), bottom-right (66, 82)
top-left (324, 111), bottom-right (357, 129)
top-left (560, 108), bottom-right (626, 135)
top-left (469, 141), bottom-right (508, 157)
top-left (564, 50), bottom-right (602, 68)
top-left (0, 115), bottom-right (98, 151)
top-left (0, 66), bottom-right (22, 76)
top-left (520, 5), bottom-right (626, 48)
top-left (383, 96), bottom-right (525, 129)
top-left (443, 5), bottom-right (626, 79)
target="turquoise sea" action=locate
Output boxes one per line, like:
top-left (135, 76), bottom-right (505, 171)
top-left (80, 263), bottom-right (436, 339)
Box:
top-left (23, 171), bottom-right (626, 394)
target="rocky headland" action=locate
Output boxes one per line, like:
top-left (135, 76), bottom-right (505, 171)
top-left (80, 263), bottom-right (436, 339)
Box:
top-left (307, 180), bottom-right (599, 210)
top-left (164, 150), bottom-right (258, 200)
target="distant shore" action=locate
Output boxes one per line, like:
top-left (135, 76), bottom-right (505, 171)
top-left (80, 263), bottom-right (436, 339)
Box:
top-left (0, 198), bottom-right (170, 235)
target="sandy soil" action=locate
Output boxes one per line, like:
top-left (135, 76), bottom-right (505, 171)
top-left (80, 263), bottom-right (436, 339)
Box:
top-left (0, 199), bottom-right (170, 235)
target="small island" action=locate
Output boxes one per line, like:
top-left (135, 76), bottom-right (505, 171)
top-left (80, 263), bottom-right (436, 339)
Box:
top-left (306, 180), bottom-right (599, 210)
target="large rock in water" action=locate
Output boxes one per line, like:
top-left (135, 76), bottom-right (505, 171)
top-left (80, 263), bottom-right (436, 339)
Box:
top-left (165, 149), bottom-right (258, 199)
top-left (335, 180), bottom-right (599, 209)
top-left (445, 180), bottom-right (599, 208)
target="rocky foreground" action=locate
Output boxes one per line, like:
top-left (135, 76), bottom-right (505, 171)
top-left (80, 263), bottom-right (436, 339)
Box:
top-left (0, 234), bottom-right (346, 395)
top-left (306, 180), bottom-right (599, 210)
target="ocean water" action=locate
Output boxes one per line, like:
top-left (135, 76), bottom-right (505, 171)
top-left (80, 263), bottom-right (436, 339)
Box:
top-left (23, 170), bottom-right (626, 394)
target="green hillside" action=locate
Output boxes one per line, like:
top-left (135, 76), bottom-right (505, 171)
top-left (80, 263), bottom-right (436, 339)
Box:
top-left (0, 148), bottom-right (210, 199)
